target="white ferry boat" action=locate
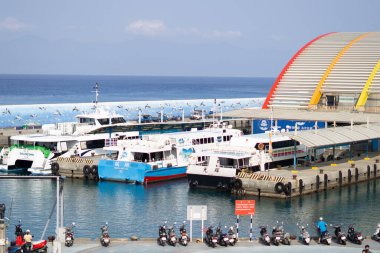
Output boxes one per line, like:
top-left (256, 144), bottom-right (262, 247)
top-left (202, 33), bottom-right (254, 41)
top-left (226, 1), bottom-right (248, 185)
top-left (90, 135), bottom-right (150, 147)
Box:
top-left (186, 132), bottom-right (307, 189)
top-left (0, 131), bottom-right (139, 174)
top-left (98, 123), bottom-right (243, 183)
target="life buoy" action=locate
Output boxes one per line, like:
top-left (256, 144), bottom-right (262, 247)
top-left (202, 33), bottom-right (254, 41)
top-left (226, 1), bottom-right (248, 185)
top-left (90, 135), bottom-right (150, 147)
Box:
top-left (51, 162), bottom-right (59, 174)
top-left (90, 165), bottom-right (98, 175)
top-left (258, 143), bottom-right (264, 150)
top-left (283, 182), bottom-right (292, 196)
top-left (274, 182), bottom-right (285, 194)
top-left (83, 165), bottom-right (90, 175)
top-left (234, 179), bottom-right (243, 189)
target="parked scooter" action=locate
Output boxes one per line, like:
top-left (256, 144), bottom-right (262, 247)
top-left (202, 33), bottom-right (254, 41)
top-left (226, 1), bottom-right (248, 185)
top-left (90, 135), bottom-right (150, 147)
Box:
top-left (204, 226), bottom-right (218, 248)
top-left (157, 222), bottom-right (167, 246)
top-left (319, 230), bottom-right (332, 245)
top-left (100, 222), bottom-right (110, 247)
top-left (215, 225), bottom-right (228, 247)
top-left (64, 222), bottom-right (75, 247)
top-left (271, 223), bottom-right (283, 246)
top-left (332, 224), bottom-right (347, 245)
top-left (179, 221), bottom-right (189, 246)
top-left (259, 225), bottom-right (271, 246)
top-left (297, 223), bottom-right (310, 245)
top-left (372, 223), bottom-right (380, 242)
top-left (347, 225), bottom-right (363, 245)
top-left (167, 224), bottom-right (177, 246)
top-left (278, 223), bottom-right (291, 245)
top-left (227, 226), bottom-right (237, 246)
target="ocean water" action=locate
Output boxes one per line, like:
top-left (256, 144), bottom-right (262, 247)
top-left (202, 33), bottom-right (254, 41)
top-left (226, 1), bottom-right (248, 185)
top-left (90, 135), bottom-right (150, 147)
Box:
top-left (0, 177), bottom-right (379, 240)
top-left (0, 75), bottom-right (271, 127)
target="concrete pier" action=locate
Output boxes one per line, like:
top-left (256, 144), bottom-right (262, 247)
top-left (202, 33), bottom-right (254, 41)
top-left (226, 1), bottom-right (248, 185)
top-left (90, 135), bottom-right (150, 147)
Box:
top-left (235, 153), bottom-right (380, 198)
top-left (55, 156), bottom-right (101, 180)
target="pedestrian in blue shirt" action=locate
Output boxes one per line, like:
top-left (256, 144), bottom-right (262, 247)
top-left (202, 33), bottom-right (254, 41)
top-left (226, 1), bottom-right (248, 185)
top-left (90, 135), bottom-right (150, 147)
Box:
top-left (316, 217), bottom-right (327, 243)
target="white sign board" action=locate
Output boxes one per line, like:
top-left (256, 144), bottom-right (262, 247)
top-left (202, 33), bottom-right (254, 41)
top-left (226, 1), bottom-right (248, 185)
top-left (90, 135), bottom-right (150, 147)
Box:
top-left (187, 205), bottom-right (207, 220)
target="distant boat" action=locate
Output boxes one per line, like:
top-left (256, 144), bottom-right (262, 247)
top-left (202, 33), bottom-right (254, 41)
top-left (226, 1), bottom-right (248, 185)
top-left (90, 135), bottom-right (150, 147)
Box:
top-left (98, 123), bottom-right (242, 183)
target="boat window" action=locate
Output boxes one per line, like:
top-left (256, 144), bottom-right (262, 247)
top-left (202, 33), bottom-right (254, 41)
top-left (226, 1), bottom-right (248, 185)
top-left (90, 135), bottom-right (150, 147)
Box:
top-left (98, 118), bottom-right (110, 125)
top-left (200, 139), bottom-right (204, 144)
top-left (79, 118), bottom-right (95, 125)
top-left (111, 117), bottom-right (126, 124)
top-left (85, 139), bottom-right (104, 149)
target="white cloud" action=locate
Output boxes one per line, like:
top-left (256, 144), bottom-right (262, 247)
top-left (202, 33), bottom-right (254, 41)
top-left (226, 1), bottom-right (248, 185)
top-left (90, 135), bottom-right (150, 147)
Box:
top-left (0, 17), bottom-right (28, 32)
top-left (126, 20), bottom-right (167, 36)
top-left (211, 30), bottom-right (242, 39)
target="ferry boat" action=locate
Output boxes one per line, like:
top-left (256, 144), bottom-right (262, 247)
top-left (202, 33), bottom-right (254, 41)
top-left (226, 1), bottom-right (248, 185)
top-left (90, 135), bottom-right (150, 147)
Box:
top-left (0, 131), bottom-right (139, 174)
top-left (186, 132), bottom-right (307, 189)
top-left (98, 123), bottom-right (242, 183)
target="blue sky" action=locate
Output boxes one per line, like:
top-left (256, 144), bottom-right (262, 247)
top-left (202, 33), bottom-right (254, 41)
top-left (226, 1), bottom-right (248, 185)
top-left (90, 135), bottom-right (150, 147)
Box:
top-left (0, 0), bottom-right (378, 77)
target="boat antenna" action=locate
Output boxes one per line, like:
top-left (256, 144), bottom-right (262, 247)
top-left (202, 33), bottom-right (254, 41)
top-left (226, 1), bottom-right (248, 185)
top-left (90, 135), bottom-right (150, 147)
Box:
top-left (93, 83), bottom-right (100, 111)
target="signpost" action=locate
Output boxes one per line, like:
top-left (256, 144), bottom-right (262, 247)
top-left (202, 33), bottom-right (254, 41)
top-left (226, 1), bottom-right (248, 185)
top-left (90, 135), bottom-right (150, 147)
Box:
top-left (235, 200), bottom-right (255, 241)
top-left (187, 205), bottom-right (207, 242)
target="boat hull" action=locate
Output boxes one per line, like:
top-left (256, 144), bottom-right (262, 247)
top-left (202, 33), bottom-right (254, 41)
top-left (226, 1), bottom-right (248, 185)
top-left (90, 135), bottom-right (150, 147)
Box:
top-left (187, 174), bottom-right (235, 190)
top-left (98, 160), bottom-right (186, 183)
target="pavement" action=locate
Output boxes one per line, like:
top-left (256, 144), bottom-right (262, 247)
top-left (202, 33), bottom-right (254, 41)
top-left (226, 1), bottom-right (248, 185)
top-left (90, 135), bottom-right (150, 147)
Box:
top-left (49, 238), bottom-right (380, 253)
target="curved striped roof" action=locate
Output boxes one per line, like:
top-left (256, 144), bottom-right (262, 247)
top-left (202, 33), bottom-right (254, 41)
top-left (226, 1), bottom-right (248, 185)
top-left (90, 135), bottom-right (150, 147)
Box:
top-left (263, 32), bottom-right (380, 111)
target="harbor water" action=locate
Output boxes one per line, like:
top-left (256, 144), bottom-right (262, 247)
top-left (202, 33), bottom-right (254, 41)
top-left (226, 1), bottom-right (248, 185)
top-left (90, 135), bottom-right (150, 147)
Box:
top-left (0, 175), bottom-right (379, 240)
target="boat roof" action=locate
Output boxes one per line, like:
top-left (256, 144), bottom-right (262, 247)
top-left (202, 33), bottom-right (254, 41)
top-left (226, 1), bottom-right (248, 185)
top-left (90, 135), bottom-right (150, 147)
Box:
top-left (237, 133), bottom-right (290, 142)
top-left (163, 128), bottom-right (239, 138)
top-left (11, 134), bottom-right (77, 143)
top-left (202, 150), bottom-right (253, 159)
top-left (75, 108), bottom-right (124, 119)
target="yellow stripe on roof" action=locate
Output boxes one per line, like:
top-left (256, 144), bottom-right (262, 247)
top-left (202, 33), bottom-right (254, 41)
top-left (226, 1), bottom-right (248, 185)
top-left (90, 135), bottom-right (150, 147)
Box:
top-left (355, 60), bottom-right (380, 110)
top-left (308, 32), bottom-right (372, 109)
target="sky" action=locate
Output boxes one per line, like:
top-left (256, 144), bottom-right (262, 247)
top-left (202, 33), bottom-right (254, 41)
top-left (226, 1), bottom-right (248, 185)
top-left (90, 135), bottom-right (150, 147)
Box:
top-left (0, 0), bottom-right (378, 77)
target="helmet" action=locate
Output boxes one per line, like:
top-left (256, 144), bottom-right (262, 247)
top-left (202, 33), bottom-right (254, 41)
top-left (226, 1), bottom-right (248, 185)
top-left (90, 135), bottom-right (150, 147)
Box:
top-left (72, 222), bottom-right (76, 226)
top-left (319, 217), bottom-right (323, 221)
top-left (26, 229), bottom-right (30, 233)
top-left (301, 226), bottom-right (305, 229)
top-left (377, 223), bottom-right (380, 228)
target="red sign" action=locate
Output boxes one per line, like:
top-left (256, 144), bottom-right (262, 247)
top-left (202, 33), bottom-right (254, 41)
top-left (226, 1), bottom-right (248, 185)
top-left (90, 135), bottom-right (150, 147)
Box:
top-left (235, 200), bottom-right (255, 215)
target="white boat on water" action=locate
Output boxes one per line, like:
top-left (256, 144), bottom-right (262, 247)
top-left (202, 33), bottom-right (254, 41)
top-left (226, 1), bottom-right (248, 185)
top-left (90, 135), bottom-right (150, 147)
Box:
top-left (98, 123), bottom-right (243, 183)
top-left (0, 83), bottom-right (140, 174)
top-left (186, 132), bottom-right (308, 190)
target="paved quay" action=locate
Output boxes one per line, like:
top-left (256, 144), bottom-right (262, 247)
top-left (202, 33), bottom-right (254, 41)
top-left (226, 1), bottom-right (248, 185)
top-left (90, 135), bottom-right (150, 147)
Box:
top-left (50, 238), bottom-right (380, 253)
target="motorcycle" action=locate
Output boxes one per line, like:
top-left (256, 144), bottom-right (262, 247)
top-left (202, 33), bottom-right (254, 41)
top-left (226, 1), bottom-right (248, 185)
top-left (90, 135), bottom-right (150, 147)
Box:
top-left (278, 223), bottom-right (291, 245)
top-left (259, 225), bottom-right (271, 246)
top-left (332, 224), bottom-right (347, 245)
top-left (372, 224), bottom-right (380, 242)
top-left (271, 225), bottom-right (282, 246)
top-left (178, 221), bottom-right (189, 246)
top-left (347, 224), bottom-right (363, 245)
top-left (64, 222), bottom-right (75, 247)
top-left (297, 224), bottom-right (310, 245)
top-left (167, 224), bottom-right (177, 246)
top-left (157, 222), bottom-right (167, 247)
top-left (204, 226), bottom-right (218, 248)
top-left (8, 220), bottom-right (48, 253)
top-left (319, 231), bottom-right (332, 245)
top-left (227, 226), bottom-right (237, 246)
top-left (215, 225), bottom-right (229, 247)
top-left (100, 222), bottom-right (110, 247)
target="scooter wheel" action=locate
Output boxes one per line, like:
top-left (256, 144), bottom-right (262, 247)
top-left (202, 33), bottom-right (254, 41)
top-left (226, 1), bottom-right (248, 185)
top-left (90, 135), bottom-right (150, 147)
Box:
top-left (358, 240), bottom-right (362, 245)
top-left (342, 241), bottom-right (346, 245)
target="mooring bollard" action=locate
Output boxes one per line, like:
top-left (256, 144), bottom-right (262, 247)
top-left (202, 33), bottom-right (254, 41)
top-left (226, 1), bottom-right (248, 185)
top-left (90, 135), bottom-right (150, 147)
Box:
top-left (367, 165), bottom-right (371, 179)
top-left (339, 171), bottom-right (342, 186)
top-left (324, 174), bottom-right (328, 190)
top-left (355, 168), bottom-right (359, 181)
top-left (375, 164), bottom-right (377, 177)
top-left (316, 175), bottom-right (320, 190)
top-left (299, 179), bottom-right (303, 194)
top-left (348, 169), bottom-right (352, 183)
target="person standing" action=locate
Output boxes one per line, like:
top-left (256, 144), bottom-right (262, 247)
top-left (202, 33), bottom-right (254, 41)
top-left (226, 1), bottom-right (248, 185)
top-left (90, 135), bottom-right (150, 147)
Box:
top-left (316, 217), bottom-right (327, 244)
top-left (23, 229), bottom-right (33, 251)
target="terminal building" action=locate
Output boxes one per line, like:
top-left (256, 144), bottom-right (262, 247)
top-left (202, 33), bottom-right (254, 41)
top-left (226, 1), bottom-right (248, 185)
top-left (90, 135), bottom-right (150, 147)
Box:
top-left (223, 32), bottom-right (380, 151)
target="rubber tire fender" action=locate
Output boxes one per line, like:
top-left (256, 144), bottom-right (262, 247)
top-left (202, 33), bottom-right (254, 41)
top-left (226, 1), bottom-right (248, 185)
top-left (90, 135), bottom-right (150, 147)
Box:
top-left (274, 182), bottom-right (285, 194)
top-left (90, 165), bottom-right (98, 175)
top-left (283, 182), bottom-right (292, 196)
top-left (51, 162), bottom-right (59, 173)
top-left (234, 179), bottom-right (243, 189)
top-left (83, 165), bottom-right (90, 175)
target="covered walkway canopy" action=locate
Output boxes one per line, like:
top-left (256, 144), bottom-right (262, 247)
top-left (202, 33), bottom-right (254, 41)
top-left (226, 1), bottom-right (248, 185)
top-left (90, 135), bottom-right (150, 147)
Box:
top-left (280, 124), bottom-right (380, 148)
